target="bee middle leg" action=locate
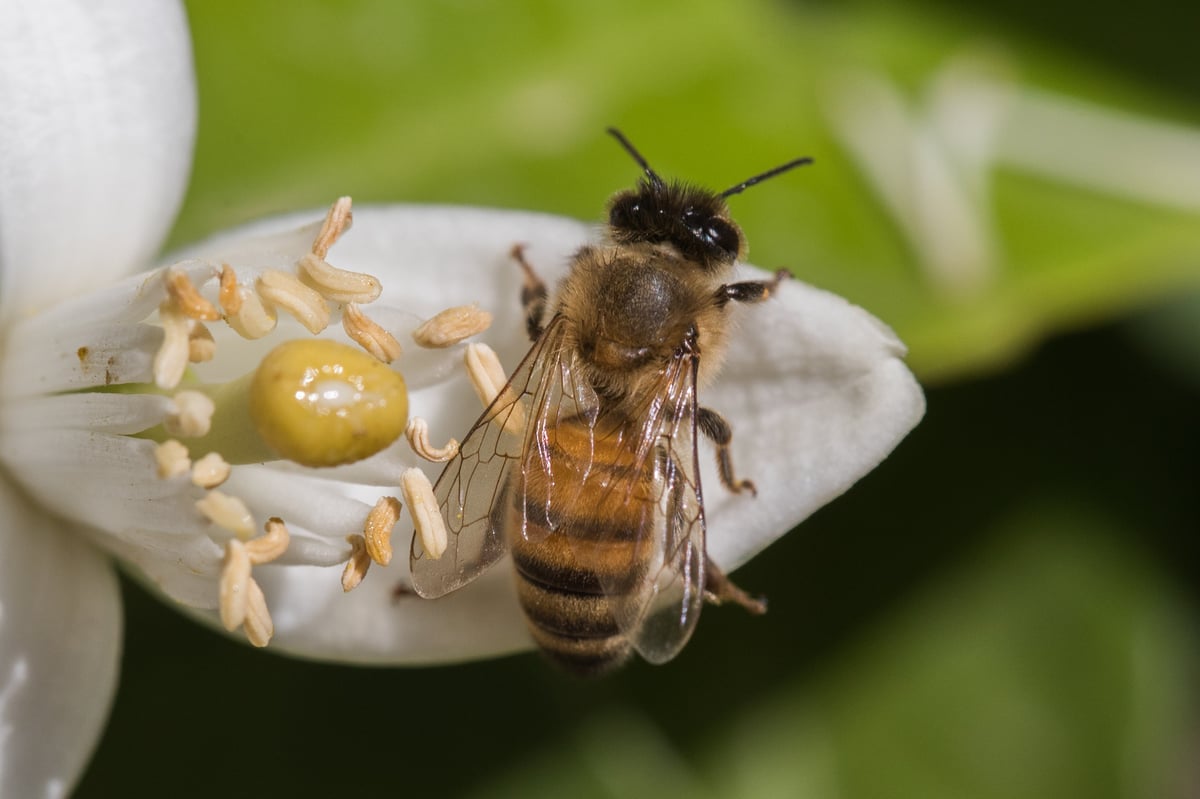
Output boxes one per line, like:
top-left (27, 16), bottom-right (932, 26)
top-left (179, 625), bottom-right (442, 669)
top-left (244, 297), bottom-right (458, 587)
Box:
top-left (510, 244), bottom-right (548, 341)
top-left (705, 559), bottom-right (767, 615)
top-left (698, 406), bottom-right (756, 497)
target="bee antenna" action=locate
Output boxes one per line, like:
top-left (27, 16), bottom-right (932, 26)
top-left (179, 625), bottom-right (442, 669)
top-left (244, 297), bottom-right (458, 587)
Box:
top-left (719, 156), bottom-right (813, 198)
top-left (606, 127), bottom-right (666, 189)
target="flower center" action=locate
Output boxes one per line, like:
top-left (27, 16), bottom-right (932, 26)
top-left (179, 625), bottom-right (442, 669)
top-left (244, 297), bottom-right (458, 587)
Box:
top-left (0, 197), bottom-right (495, 649)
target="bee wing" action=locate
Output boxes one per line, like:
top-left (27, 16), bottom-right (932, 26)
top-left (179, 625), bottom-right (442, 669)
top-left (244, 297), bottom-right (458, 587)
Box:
top-left (601, 349), bottom-right (707, 665)
top-left (410, 315), bottom-right (586, 598)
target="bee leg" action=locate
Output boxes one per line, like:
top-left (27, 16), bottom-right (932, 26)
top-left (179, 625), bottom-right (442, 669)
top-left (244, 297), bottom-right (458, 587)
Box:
top-left (698, 406), bottom-right (756, 497)
top-left (714, 268), bottom-right (789, 307)
top-left (510, 244), bottom-right (548, 341)
top-left (705, 560), bottom-right (767, 615)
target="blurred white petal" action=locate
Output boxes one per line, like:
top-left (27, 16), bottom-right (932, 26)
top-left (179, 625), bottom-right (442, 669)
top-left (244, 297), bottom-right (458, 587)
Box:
top-left (0, 0), bottom-right (196, 318)
top-left (0, 479), bottom-right (121, 798)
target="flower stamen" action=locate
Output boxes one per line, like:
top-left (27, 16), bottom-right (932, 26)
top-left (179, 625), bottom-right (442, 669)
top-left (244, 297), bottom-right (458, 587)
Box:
top-left (465, 343), bottom-right (524, 434)
top-left (342, 303), bottom-right (403, 363)
top-left (163, 390), bottom-right (216, 438)
top-left (165, 268), bottom-right (222, 321)
top-left (191, 452), bottom-right (232, 489)
top-left (405, 417), bottom-right (459, 462)
top-left (364, 495), bottom-right (402, 566)
top-left (412, 303), bottom-right (493, 348)
top-left (196, 490), bottom-right (256, 539)
top-left (256, 270), bottom-right (331, 334)
top-left (298, 253), bottom-right (382, 305)
top-left (154, 439), bottom-right (191, 478)
top-left (341, 535), bottom-right (372, 592)
top-left (188, 320), bottom-right (216, 363)
top-left (219, 263), bottom-right (243, 316)
top-left (154, 302), bottom-right (191, 389)
top-left (245, 516), bottom-right (290, 564)
top-left (403, 467), bottom-right (447, 560)
top-left (311, 196), bottom-right (353, 259)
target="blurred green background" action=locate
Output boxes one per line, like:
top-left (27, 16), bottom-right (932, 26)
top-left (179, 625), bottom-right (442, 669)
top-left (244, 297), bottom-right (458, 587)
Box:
top-left (77, 0), bottom-right (1200, 796)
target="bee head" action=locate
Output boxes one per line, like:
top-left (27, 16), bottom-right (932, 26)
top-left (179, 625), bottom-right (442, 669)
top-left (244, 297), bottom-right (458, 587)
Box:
top-left (604, 127), bottom-right (812, 270)
top-left (607, 181), bottom-right (744, 269)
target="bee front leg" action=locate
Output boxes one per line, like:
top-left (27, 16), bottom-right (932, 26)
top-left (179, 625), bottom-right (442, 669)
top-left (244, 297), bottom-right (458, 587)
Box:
top-left (705, 559), bottom-right (767, 615)
top-left (714, 268), bottom-right (789, 307)
top-left (510, 244), bottom-right (548, 341)
top-left (698, 406), bottom-right (756, 497)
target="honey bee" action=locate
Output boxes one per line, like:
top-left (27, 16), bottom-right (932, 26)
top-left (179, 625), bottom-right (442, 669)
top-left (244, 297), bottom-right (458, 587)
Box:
top-left (410, 129), bottom-right (811, 673)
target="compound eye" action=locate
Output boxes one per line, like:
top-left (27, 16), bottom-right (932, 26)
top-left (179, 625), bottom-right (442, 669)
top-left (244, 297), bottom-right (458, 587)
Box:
top-left (708, 218), bottom-right (741, 256)
top-left (688, 215), bottom-right (740, 259)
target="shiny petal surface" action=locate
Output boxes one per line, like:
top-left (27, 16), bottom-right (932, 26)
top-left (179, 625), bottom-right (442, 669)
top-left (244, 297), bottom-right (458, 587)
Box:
top-left (0, 0), bottom-right (196, 319)
top-left (0, 479), bottom-right (121, 798)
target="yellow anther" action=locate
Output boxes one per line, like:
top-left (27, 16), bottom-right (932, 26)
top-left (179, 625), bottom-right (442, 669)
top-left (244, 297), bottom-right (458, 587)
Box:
top-left (311, 196), bottom-right (353, 259)
top-left (219, 263), bottom-right (243, 316)
top-left (195, 490), bottom-right (256, 540)
top-left (165, 268), bottom-right (221, 321)
top-left (403, 468), bottom-right (447, 560)
top-left (341, 535), bottom-right (371, 592)
top-left (187, 320), bottom-right (216, 363)
top-left (298, 253), bottom-right (382, 305)
top-left (405, 417), bottom-right (459, 462)
top-left (412, 304), bottom-right (493, 348)
top-left (226, 285), bottom-right (277, 340)
top-left (257, 269), bottom-right (330, 334)
top-left (191, 452), bottom-right (231, 489)
top-left (154, 439), bottom-right (191, 479)
top-left (364, 495), bottom-right (402, 566)
top-left (245, 517), bottom-right (290, 565)
top-left (242, 578), bottom-right (273, 647)
top-left (164, 390), bottom-right (216, 438)
top-left (219, 539), bottom-right (251, 631)
top-left (342, 303), bottom-right (402, 363)
top-left (154, 302), bottom-right (190, 389)
top-left (465, 343), bottom-right (524, 434)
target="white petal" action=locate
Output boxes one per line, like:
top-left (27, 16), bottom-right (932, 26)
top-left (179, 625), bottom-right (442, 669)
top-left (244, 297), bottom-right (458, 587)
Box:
top-left (178, 206), bottom-right (921, 662)
top-left (0, 479), bottom-right (121, 798)
top-left (0, 0), bottom-right (196, 319)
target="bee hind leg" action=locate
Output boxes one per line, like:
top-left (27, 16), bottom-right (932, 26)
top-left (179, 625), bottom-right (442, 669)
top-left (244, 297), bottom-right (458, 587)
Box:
top-left (510, 244), bottom-right (548, 341)
top-left (698, 406), bottom-right (756, 496)
top-left (705, 560), bottom-right (767, 615)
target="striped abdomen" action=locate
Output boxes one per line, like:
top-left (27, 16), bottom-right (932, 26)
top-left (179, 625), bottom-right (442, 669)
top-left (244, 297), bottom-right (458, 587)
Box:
top-left (506, 413), bottom-right (657, 675)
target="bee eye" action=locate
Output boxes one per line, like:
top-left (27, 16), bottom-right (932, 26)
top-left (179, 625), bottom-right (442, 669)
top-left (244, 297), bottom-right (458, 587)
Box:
top-left (686, 214), bottom-right (740, 259)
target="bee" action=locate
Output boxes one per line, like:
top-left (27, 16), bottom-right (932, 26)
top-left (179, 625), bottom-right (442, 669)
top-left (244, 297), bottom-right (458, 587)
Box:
top-left (410, 129), bottom-right (811, 674)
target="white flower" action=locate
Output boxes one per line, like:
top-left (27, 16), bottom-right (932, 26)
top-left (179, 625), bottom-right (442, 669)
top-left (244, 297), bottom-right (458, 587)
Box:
top-left (0, 1), bottom-right (924, 795)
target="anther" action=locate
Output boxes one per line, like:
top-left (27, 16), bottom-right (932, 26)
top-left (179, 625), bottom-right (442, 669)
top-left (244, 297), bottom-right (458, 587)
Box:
top-left (341, 535), bottom-right (371, 592)
top-left (165, 269), bottom-right (221, 321)
top-left (364, 495), bottom-right (402, 566)
top-left (242, 578), bottom-right (273, 647)
top-left (164, 390), bottom-right (216, 438)
top-left (227, 286), bottom-right (277, 340)
top-left (412, 304), bottom-right (494, 348)
top-left (402, 468), bottom-right (447, 560)
top-left (257, 270), bottom-right (331, 334)
top-left (465, 343), bottom-right (524, 434)
top-left (343, 303), bottom-right (403, 363)
top-left (191, 452), bottom-right (232, 489)
top-left (311, 196), bottom-right (353, 259)
top-left (297, 253), bottom-right (382, 305)
top-left (405, 417), bottom-right (459, 462)
top-left (154, 439), bottom-right (191, 479)
top-left (154, 302), bottom-right (190, 389)
top-left (245, 517), bottom-right (290, 565)
top-left (187, 320), bottom-right (216, 363)
top-left (196, 490), bottom-right (256, 539)
top-left (219, 264), bottom-right (243, 316)
top-left (219, 539), bottom-right (251, 631)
